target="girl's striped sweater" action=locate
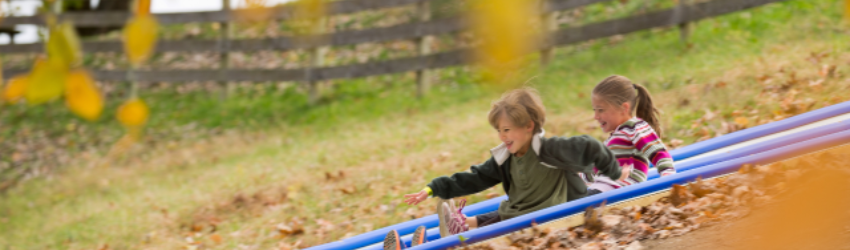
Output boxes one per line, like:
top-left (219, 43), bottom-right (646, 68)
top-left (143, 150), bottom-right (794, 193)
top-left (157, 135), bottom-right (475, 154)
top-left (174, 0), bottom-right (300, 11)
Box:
top-left (592, 117), bottom-right (676, 190)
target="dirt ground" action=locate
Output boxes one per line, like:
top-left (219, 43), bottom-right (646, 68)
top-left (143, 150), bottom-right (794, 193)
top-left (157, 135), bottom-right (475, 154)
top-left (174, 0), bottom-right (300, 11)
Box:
top-left (643, 169), bottom-right (850, 250)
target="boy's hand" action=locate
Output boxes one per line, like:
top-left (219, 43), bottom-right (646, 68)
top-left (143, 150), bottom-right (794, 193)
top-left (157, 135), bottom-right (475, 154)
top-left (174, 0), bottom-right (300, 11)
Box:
top-left (403, 190), bottom-right (429, 205)
top-left (617, 164), bottom-right (633, 182)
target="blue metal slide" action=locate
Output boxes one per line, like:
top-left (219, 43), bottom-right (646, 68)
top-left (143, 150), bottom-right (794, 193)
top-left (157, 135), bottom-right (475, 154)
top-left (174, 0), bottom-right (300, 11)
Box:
top-left (306, 101), bottom-right (850, 250)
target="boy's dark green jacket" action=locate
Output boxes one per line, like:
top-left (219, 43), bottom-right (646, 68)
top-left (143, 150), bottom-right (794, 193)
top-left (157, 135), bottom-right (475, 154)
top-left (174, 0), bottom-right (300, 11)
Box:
top-left (427, 132), bottom-right (622, 202)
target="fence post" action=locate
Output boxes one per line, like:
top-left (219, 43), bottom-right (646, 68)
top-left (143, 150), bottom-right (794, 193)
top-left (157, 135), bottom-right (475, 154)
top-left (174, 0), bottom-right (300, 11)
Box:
top-left (539, 1), bottom-right (556, 66)
top-left (413, 1), bottom-right (432, 99)
top-left (219, 0), bottom-right (232, 101)
top-left (676, 0), bottom-right (691, 44)
top-left (307, 19), bottom-right (328, 105)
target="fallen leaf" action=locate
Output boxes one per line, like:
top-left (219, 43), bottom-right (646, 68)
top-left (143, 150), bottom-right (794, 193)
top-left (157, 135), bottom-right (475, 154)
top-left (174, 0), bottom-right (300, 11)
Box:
top-left (287, 184), bottom-right (301, 200)
top-left (667, 138), bottom-right (683, 148)
top-left (740, 165), bottom-right (760, 176)
top-left (732, 186), bottom-right (751, 199)
top-left (578, 242), bottom-right (602, 250)
top-left (624, 240), bottom-right (644, 250)
top-left (702, 109), bottom-right (716, 121)
top-left (688, 177), bottom-right (715, 198)
top-left (339, 186), bottom-right (356, 194)
top-left (819, 64), bottom-right (836, 78)
top-left (276, 222), bottom-right (304, 237)
top-left (600, 215), bottom-right (623, 228)
top-left (209, 233), bottom-right (222, 244)
top-left (734, 117), bottom-right (749, 127)
top-left (809, 79), bottom-right (824, 91)
top-left (584, 202), bottom-right (606, 233)
top-left (638, 223), bottom-right (655, 234)
top-left (655, 230), bottom-right (671, 239)
top-left (669, 184), bottom-right (693, 207)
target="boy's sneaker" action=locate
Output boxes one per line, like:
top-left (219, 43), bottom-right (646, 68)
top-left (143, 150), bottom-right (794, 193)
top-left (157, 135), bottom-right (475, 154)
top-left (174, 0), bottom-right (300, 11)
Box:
top-left (443, 199), bottom-right (469, 235)
top-left (383, 230), bottom-right (403, 250)
top-left (436, 199), bottom-right (450, 237)
top-left (411, 225), bottom-right (428, 246)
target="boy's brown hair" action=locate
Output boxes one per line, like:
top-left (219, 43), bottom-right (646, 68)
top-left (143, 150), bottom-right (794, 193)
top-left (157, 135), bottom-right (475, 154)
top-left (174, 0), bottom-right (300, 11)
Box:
top-left (488, 87), bottom-right (546, 134)
top-left (592, 75), bottom-right (663, 137)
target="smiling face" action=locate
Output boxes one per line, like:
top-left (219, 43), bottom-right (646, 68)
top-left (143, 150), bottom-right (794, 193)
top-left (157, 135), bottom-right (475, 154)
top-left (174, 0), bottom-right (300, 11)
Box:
top-left (496, 114), bottom-right (535, 156)
top-left (592, 94), bottom-right (632, 133)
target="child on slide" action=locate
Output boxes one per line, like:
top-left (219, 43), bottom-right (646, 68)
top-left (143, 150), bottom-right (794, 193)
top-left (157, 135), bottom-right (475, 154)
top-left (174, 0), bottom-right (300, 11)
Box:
top-left (383, 87), bottom-right (629, 249)
top-left (587, 75), bottom-right (677, 195)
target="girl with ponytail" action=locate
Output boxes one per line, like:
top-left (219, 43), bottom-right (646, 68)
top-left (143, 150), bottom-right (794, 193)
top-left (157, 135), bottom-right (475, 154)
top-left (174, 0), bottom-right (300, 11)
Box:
top-left (587, 75), bottom-right (676, 195)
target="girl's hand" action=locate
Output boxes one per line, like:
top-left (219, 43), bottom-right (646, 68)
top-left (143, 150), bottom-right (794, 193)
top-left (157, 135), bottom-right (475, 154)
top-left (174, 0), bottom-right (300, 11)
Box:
top-left (403, 190), bottom-right (429, 205)
top-left (617, 164), bottom-right (633, 182)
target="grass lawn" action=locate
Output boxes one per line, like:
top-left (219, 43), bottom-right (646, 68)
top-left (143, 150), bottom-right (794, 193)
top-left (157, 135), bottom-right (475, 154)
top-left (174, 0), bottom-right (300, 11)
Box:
top-left (1, 0), bottom-right (848, 249)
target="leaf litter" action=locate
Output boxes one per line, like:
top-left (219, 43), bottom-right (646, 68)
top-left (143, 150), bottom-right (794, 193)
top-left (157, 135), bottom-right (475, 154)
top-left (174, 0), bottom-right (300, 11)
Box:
top-left (460, 148), bottom-right (849, 250)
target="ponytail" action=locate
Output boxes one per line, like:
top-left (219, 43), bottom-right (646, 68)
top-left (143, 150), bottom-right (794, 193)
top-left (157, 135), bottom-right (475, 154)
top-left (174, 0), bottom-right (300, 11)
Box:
top-left (593, 75), bottom-right (664, 137)
top-left (633, 84), bottom-right (663, 138)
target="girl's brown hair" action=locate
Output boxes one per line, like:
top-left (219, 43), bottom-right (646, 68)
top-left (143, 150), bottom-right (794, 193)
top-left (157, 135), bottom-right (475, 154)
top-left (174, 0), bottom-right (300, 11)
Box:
top-left (488, 87), bottom-right (546, 134)
top-left (593, 75), bottom-right (663, 137)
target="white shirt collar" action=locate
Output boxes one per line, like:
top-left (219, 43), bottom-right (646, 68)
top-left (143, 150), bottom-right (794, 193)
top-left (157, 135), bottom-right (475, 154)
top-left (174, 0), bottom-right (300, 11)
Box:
top-left (489, 130), bottom-right (545, 165)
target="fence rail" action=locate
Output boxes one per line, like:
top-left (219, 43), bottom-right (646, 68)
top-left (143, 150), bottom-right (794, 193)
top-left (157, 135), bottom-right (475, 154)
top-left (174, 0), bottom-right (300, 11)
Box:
top-left (0, 17), bottom-right (468, 54)
top-left (0, 0), bottom-right (608, 28)
top-left (0, 0), bottom-right (432, 28)
top-left (1, 0), bottom-right (787, 95)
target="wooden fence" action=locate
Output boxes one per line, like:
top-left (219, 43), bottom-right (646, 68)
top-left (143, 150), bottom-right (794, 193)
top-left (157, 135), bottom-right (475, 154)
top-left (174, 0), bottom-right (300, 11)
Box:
top-left (0, 0), bottom-right (787, 102)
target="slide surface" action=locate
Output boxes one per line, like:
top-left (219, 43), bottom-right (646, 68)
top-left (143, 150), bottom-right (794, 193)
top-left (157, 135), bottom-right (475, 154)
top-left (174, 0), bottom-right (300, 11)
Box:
top-left (305, 101), bottom-right (850, 250)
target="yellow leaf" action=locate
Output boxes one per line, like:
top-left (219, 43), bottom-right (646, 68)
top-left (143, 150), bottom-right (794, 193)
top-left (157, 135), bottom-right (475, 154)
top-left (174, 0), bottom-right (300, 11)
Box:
top-left (295, 0), bottom-right (325, 20)
top-left (234, 0), bottom-right (273, 29)
top-left (245, 0), bottom-right (268, 8)
top-left (26, 57), bottom-right (67, 104)
top-left (469, 0), bottom-right (540, 83)
top-left (291, 0), bottom-right (327, 36)
top-left (117, 98), bottom-right (149, 127)
top-left (846, 0), bottom-right (850, 21)
top-left (134, 0), bottom-right (152, 16)
top-left (2, 75), bottom-right (29, 103)
top-left (734, 117), bottom-right (749, 127)
top-left (46, 22), bottom-right (83, 70)
top-left (123, 15), bottom-right (159, 66)
top-left (65, 70), bottom-right (103, 121)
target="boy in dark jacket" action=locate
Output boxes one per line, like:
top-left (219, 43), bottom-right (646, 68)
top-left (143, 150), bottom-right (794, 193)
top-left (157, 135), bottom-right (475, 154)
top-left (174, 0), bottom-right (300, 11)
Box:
top-left (386, 88), bottom-right (627, 249)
